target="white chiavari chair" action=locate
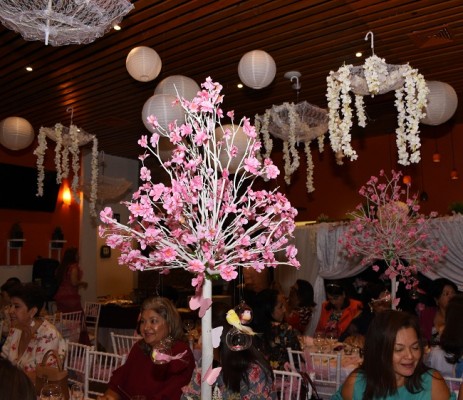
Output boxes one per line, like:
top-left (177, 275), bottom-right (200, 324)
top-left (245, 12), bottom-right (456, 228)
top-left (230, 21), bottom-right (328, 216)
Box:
top-left (55, 311), bottom-right (83, 342)
top-left (64, 340), bottom-right (93, 398)
top-left (444, 376), bottom-right (463, 397)
top-left (86, 349), bottom-right (126, 399)
top-left (307, 352), bottom-right (342, 399)
top-left (273, 369), bottom-right (302, 400)
top-left (84, 302), bottom-right (101, 349)
top-left (110, 331), bottom-right (141, 356)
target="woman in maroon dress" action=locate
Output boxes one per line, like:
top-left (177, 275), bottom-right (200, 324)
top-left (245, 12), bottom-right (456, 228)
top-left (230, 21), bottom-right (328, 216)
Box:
top-left (98, 296), bottom-right (195, 400)
top-left (53, 247), bottom-right (87, 312)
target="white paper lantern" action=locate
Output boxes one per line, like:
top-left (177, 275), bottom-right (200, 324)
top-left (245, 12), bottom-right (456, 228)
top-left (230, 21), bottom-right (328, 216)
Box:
top-left (421, 81), bottom-right (458, 126)
top-left (154, 75), bottom-right (200, 100)
top-left (142, 94), bottom-right (186, 132)
top-left (238, 50), bottom-right (276, 89)
top-left (126, 46), bottom-right (162, 82)
top-left (215, 124), bottom-right (248, 173)
top-left (0, 116), bottom-right (34, 150)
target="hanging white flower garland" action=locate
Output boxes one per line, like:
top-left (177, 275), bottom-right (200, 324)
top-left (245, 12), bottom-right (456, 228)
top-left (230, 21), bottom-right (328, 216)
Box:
top-left (34, 123), bottom-right (99, 217)
top-left (326, 54), bottom-right (429, 165)
top-left (255, 101), bottom-right (328, 193)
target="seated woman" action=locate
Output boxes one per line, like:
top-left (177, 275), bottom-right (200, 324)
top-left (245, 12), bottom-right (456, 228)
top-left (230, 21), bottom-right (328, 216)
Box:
top-left (251, 288), bottom-right (300, 370)
top-left (1, 283), bottom-right (65, 373)
top-left (0, 277), bottom-right (21, 349)
top-left (181, 302), bottom-right (276, 399)
top-left (419, 278), bottom-right (457, 346)
top-left (333, 309), bottom-right (452, 400)
top-left (285, 279), bottom-right (316, 335)
top-left (98, 296), bottom-right (195, 400)
top-left (426, 294), bottom-right (463, 378)
top-left (316, 281), bottom-right (362, 338)
top-left (340, 281), bottom-right (391, 342)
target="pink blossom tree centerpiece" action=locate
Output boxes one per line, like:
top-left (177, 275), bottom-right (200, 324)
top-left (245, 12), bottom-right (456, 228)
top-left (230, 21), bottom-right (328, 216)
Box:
top-left (99, 77), bottom-right (300, 400)
top-left (340, 170), bottom-right (447, 301)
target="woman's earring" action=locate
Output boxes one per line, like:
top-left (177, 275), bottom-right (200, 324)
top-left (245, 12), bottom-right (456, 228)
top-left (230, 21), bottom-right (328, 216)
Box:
top-left (30, 319), bottom-right (36, 328)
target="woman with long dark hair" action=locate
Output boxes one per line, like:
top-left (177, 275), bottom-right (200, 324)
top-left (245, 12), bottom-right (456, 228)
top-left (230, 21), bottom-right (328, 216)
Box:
top-left (181, 302), bottom-right (276, 399)
top-left (334, 310), bottom-right (451, 399)
top-left (54, 247), bottom-right (87, 312)
top-left (251, 288), bottom-right (300, 370)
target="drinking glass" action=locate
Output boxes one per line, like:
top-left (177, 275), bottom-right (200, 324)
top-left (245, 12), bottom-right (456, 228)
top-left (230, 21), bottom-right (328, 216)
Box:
top-left (325, 331), bottom-right (338, 352)
top-left (130, 396), bottom-right (147, 400)
top-left (40, 383), bottom-right (62, 400)
top-left (70, 383), bottom-right (84, 400)
top-left (313, 331), bottom-right (325, 353)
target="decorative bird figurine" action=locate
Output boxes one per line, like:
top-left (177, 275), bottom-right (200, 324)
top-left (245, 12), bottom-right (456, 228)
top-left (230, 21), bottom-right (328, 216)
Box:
top-left (226, 309), bottom-right (257, 335)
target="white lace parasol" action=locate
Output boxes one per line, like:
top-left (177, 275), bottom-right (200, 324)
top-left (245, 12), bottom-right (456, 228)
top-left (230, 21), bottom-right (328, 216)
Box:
top-left (0, 0), bottom-right (134, 46)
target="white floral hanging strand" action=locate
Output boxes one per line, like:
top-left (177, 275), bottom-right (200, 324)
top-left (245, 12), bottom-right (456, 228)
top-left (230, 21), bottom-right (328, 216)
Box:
top-left (304, 141), bottom-right (314, 193)
top-left (33, 129), bottom-right (48, 197)
top-left (54, 123), bottom-right (63, 183)
top-left (89, 137), bottom-right (99, 217)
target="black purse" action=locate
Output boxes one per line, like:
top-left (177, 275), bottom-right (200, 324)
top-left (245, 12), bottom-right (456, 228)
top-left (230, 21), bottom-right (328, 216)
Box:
top-left (300, 371), bottom-right (321, 400)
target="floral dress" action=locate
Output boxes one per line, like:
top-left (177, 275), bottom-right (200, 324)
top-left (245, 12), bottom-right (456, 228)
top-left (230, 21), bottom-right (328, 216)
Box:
top-left (258, 321), bottom-right (301, 371)
top-left (1, 319), bottom-right (66, 373)
top-left (181, 363), bottom-right (276, 400)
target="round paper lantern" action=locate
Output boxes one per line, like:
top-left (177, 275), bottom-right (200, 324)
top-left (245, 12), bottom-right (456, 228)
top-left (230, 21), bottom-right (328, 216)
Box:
top-left (126, 46), bottom-right (162, 82)
top-left (142, 94), bottom-right (186, 133)
top-left (0, 116), bottom-right (34, 150)
top-left (154, 75), bottom-right (200, 100)
top-left (215, 124), bottom-right (248, 173)
top-left (421, 81), bottom-right (458, 126)
top-left (238, 50), bottom-right (276, 89)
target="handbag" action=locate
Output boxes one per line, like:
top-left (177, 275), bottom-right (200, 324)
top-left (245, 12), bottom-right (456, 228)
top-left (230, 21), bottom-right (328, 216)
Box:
top-left (300, 371), bottom-right (321, 400)
top-left (34, 349), bottom-right (69, 400)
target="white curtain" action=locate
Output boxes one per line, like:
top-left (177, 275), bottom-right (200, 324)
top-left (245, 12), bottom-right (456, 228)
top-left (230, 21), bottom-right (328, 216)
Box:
top-left (286, 215), bottom-right (463, 336)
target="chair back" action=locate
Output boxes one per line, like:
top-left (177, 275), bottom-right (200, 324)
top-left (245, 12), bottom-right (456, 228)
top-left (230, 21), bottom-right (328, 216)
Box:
top-left (86, 349), bottom-right (126, 398)
top-left (287, 348), bottom-right (306, 372)
top-left (55, 311), bottom-right (83, 342)
top-left (84, 302), bottom-right (101, 348)
top-left (64, 340), bottom-right (93, 398)
top-left (273, 369), bottom-right (302, 400)
top-left (110, 331), bottom-right (141, 356)
top-left (308, 352), bottom-right (342, 399)
top-left (444, 376), bottom-right (463, 396)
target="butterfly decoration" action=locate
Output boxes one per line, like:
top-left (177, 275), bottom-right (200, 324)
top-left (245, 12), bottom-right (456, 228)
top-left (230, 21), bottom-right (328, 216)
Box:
top-left (212, 326), bottom-right (223, 348)
top-left (203, 364), bottom-right (222, 385)
top-left (189, 293), bottom-right (212, 318)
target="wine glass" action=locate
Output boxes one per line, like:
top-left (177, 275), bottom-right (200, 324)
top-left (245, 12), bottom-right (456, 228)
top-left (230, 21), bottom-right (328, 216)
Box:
top-left (325, 330), bottom-right (338, 352)
top-left (70, 383), bottom-right (84, 400)
top-left (313, 331), bottom-right (325, 353)
top-left (40, 383), bottom-right (62, 400)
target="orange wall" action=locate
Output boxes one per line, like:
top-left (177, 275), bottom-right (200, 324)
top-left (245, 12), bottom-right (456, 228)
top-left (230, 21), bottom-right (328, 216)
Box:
top-left (0, 144), bottom-right (80, 266)
top-left (266, 121), bottom-right (463, 222)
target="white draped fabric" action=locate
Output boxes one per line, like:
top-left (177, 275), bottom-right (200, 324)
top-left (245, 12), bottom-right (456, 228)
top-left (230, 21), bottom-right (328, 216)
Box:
top-left (276, 215), bottom-right (463, 336)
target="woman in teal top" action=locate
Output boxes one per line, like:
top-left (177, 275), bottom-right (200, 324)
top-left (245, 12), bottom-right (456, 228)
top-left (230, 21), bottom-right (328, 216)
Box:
top-left (332, 310), bottom-right (453, 400)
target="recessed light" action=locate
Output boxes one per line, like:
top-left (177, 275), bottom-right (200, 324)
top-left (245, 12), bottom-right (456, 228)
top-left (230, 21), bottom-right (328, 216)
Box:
top-left (237, 83), bottom-right (243, 89)
top-left (355, 52), bottom-right (362, 58)
top-left (113, 24), bottom-right (121, 31)
top-left (26, 66), bottom-right (33, 72)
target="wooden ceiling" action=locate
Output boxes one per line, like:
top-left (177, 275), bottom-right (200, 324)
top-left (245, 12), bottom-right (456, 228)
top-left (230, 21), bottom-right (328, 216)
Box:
top-left (1, 0), bottom-right (462, 160)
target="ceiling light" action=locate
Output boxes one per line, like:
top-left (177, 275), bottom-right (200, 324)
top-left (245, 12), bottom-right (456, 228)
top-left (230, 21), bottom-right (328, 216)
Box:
top-left (113, 24), bottom-right (122, 31)
top-left (355, 52), bottom-right (362, 57)
top-left (237, 83), bottom-right (243, 89)
top-left (25, 66), bottom-right (33, 72)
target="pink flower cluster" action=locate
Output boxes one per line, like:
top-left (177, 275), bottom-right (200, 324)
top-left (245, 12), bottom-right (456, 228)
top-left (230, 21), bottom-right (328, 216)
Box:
top-left (340, 170), bottom-right (447, 289)
top-left (99, 77), bottom-right (300, 290)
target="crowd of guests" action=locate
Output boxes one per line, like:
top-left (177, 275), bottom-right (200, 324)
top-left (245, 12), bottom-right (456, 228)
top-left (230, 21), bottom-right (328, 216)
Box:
top-left (1, 259), bottom-right (462, 399)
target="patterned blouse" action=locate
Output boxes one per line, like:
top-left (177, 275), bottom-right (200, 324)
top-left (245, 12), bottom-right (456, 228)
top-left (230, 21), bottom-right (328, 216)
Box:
top-left (181, 363), bottom-right (276, 400)
top-left (256, 321), bottom-right (301, 371)
top-left (1, 319), bottom-right (66, 372)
